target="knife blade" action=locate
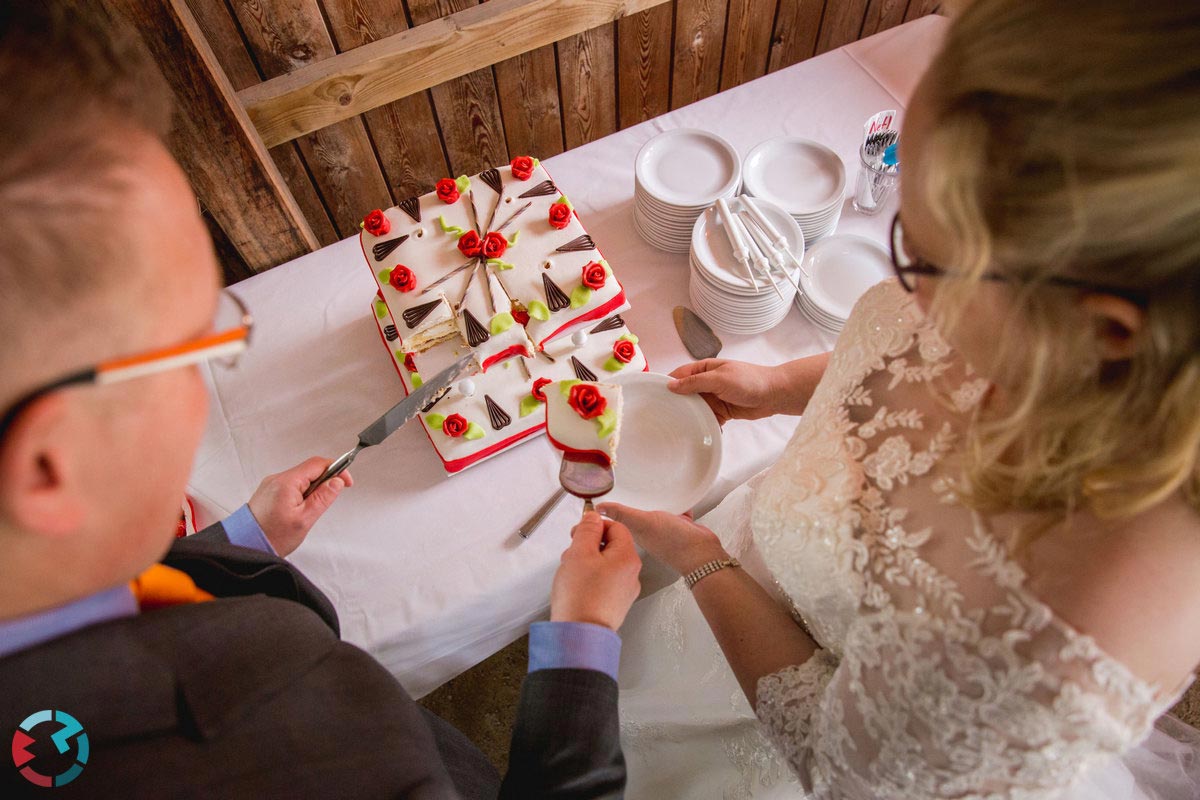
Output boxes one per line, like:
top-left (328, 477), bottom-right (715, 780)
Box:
top-left (303, 351), bottom-right (476, 498)
top-left (673, 306), bottom-right (723, 360)
top-left (358, 351), bottom-right (476, 446)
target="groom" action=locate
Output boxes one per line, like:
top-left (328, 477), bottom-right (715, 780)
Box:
top-left (0, 2), bottom-right (640, 797)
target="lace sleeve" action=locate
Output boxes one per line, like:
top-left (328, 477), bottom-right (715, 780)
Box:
top-left (753, 611), bottom-right (1155, 799)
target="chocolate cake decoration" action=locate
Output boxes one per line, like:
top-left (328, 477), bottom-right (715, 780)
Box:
top-left (419, 259), bottom-right (475, 296)
top-left (517, 180), bottom-right (557, 199)
top-left (462, 308), bottom-right (491, 347)
top-left (383, 324), bottom-right (399, 341)
top-left (589, 315), bottom-right (625, 334)
top-left (542, 273), bottom-right (571, 313)
top-left (555, 234), bottom-right (595, 253)
top-left (398, 196), bottom-right (421, 223)
top-left (571, 356), bottom-right (598, 382)
top-left (372, 235), bottom-right (409, 261)
top-left (402, 299), bottom-right (442, 329)
top-left (495, 201), bottom-right (531, 233)
top-left (484, 394), bottom-right (511, 430)
top-left (479, 168), bottom-right (503, 195)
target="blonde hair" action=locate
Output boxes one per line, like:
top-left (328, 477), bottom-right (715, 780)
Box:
top-left (917, 0), bottom-right (1200, 521)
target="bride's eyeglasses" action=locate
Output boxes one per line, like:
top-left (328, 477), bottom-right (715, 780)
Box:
top-left (0, 291), bottom-right (253, 440)
top-left (889, 213), bottom-right (1143, 301)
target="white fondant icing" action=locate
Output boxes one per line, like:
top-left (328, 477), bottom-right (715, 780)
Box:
top-left (545, 381), bottom-right (623, 464)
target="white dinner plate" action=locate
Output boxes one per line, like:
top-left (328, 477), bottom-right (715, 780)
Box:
top-left (603, 372), bottom-right (722, 514)
top-left (635, 129), bottom-right (741, 208)
top-left (800, 235), bottom-right (891, 319)
top-left (691, 196), bottom-right (805, 293)
top-left (743, 137), bottom-right (846, 216)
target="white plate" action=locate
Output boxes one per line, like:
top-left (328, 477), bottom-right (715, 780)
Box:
top-left (800, 235), bottom-right (891, 319)
top-left (691, 196), bottom-right (805, 293)
top-left (634, 212), bottom-right (691, 252)
top-left (604, 372), bottom-right (722, 514)
top-left (743, 137), bottom-right (846, 216)
top-left (635, 129), bottom-right (741, 207)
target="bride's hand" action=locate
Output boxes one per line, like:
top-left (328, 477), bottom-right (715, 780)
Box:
top-left (598, 503), bottom-right (730, 576)
top-left (667, 359), bottom-right (781, 425)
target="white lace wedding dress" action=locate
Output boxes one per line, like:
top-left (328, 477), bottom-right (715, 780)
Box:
top-left (617, 280), bottom-right (1200, 799)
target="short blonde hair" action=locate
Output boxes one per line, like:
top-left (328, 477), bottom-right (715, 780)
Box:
top-left (917, 0), bottom-right (1200, 520)
top-left (0, 1), bottom-right (172, 409)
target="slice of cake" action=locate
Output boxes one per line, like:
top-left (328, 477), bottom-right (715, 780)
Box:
top-left (545, 380), bottom-right (623, 468)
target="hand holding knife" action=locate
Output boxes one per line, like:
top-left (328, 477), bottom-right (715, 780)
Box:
top-left (304, 352), bottom-right (477, 498)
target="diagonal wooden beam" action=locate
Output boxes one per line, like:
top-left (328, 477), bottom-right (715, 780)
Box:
top-left (114, 0), bottom-right (318, 273)
top-left (239, 0), bottom-right (672, 148)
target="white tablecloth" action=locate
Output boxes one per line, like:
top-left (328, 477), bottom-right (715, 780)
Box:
top-left (188, 15), bottom-right (948, 698)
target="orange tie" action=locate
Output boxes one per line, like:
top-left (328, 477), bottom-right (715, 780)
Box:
top-left (129, 564), bottom-right (214, 610)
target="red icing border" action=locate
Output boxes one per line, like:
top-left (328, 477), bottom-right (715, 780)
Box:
top-left (534, 283), bottom-right (628, 350)
top-left (375, 311), bottom-right (548, 474)
top-left (481, 343), bottom-right (531, 372)
top-left (545, 429), bottom-right (613, 468)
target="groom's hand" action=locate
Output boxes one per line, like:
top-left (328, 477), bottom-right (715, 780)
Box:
top-left (247, 456), bottom-right (353, 557)
top-left (550, 511), bottom-right (642, 631)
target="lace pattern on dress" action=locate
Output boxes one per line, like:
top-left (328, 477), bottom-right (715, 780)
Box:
top-left (748, 280), bottom-right (1181, 799)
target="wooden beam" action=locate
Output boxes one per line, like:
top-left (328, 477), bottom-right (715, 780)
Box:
top-left (184, 0), bottom-right (339, 246)
top-left (321, 0), bottom-right (452, 200)
top-left (407, 0), bottom-right (509, 179)
top-left (225, 0), bottom-right (393, 238)
top-left (112, 0), bottom-right (317, 273)
top-left (240, 0), bottom-right (672, 148)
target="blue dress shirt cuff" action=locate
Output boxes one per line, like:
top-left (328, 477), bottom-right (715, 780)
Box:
top-left (528, 621), bottom-right (621, 682)
top-left (222, 504), bottom-right (277, 556)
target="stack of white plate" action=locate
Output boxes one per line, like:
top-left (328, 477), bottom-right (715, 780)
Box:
top-left (794, 235), bottom-right (892, 334)
top-left (688, 196), bottom-right (804, 335)
top-left (742, 137), bottom-right (846, 245)
top-left (634, 129), bottom-right (741, 253)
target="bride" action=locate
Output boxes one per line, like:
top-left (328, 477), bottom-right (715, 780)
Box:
top-left (601, 1), bottom-right (1200, 797)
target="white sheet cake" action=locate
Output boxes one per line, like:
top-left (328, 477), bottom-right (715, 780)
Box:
top-left (362, 158), bottom-right (646, 473)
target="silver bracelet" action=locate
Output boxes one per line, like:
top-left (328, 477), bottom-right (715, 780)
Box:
top-left (684, 558), bottom-right (741, 590)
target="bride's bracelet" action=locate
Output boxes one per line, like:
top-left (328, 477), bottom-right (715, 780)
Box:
top-left (684, 558), bottom-right (741, 590)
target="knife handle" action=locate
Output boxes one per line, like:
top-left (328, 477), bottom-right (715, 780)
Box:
top-left (517, 487), bottom-right (568, 539)
top-left (303, 445), bottom-right (361, 499)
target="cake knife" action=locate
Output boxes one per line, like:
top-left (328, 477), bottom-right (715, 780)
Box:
top-left (303, 352), bottom-right (477, 498)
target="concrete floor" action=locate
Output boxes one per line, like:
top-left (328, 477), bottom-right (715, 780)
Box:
top-left (421, 636), bottom-right (1200, 774)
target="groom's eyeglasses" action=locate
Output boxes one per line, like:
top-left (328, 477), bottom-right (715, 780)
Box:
top-left (889, 213), bottom-right (1144, 302)
top-left (0, 291), bottom-right (253, 440)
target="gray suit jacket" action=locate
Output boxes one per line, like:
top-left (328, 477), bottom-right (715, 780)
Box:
top-left (0, 523), bottom-right (625, 799)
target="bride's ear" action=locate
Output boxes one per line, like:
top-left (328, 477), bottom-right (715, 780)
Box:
top-left (1079, 294), bottom-right (1144, 362)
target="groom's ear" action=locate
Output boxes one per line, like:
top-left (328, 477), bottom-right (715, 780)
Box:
top-left (0, 391), bottom-right (89, 538)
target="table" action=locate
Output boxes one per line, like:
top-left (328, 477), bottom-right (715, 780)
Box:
top-left (188, 15), bottom-right (949, 699)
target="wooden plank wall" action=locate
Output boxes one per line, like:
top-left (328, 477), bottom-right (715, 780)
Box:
top-left (183, 0), bottom-right (940, 273)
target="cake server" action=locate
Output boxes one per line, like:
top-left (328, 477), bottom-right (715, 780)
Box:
top-left (517, 487), bottom-right (567, 539)
top-left (558, 456), bottom-right (614, 514)
top-left (303, 352), bottom-right (476, 498)
top-left (673, 306), bottom-right (723, 360)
